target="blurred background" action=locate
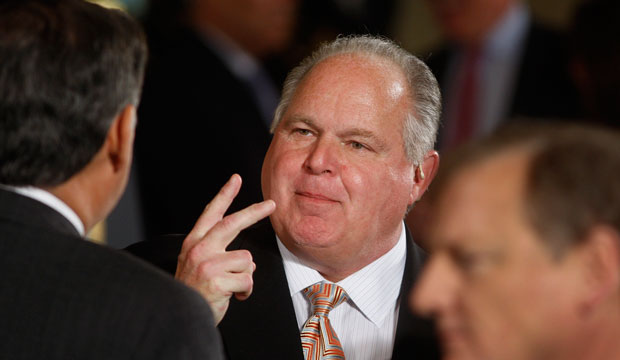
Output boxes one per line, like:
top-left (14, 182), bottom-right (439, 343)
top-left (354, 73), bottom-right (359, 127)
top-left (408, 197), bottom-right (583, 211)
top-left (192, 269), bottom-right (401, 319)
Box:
top-left (94, 0), bottom-right (583, 53)
top-left (88, 0), bottom-right (617, 248)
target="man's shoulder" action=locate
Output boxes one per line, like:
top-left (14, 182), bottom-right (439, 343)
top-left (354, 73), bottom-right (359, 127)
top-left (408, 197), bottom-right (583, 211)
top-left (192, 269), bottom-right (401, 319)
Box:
top-left (0, 222), bottom-right (223, 359)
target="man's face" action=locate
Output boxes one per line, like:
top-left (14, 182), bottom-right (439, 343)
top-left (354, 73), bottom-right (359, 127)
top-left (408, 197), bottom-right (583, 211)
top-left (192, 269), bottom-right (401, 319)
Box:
top-left (412, 151), bottom-right (582, 360)
top-left (261, 55), bottom-right (416, 279)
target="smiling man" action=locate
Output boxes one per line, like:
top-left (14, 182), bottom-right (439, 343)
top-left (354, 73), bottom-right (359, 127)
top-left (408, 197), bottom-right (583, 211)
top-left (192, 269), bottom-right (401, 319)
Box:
top-left (129, 35), bottom-right (442, 359)
top-left (412, 125), bottom-right (620, 360)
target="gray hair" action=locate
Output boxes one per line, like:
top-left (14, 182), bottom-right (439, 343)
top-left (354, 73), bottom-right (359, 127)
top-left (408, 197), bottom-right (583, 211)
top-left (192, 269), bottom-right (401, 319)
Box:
top-left (271, 35), bottom-right (441, 164)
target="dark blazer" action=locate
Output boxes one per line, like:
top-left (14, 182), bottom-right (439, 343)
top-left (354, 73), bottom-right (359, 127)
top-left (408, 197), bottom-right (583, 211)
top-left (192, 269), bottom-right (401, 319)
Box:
top-left (0, 188), bottom-right (224, 359)
top-left (428, 22), bottom-right (582, 146)
top-left (135, 26), bottom-right (272, 239)
top-left (126, 221), bottom-right (440, 359)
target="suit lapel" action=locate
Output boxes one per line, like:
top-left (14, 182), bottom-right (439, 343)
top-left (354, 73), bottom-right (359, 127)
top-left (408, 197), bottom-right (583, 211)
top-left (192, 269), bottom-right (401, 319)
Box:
top-left (219, 222), bottom-right (304, 360)
top-left (392, 227), bottom-right (440, 360)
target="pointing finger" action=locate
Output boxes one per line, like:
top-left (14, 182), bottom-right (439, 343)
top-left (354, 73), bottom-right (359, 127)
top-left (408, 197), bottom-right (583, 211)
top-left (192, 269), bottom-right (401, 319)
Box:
top-left (205, 199), bottom-right (276, 251)
top-left (184, 174), bottom-right (242, 251)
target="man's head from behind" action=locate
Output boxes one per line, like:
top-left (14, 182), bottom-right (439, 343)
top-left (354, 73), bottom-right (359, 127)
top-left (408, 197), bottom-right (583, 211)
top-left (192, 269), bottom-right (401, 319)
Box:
top-left (0, 0), bottom-right (147, 229)
top-left (413, 124), bottom-right (620, 360)
top-left (261, 35), bottom-right (441, 281)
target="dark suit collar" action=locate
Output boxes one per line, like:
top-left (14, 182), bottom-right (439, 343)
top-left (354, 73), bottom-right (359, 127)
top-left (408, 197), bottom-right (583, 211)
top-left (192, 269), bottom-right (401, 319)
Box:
top-left (219, 221), bottom-right (304, 359)
top-left (0, 188), bottom-right (80, 237)
top-left (391, 227), bottom-right (440, 359)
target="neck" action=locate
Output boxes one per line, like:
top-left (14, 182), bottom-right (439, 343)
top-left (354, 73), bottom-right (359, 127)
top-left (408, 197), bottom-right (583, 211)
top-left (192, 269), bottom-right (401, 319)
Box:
top-left (48, 179), bottom-right (96, 233)
top-left (295, 223), bottom-right (403, 283)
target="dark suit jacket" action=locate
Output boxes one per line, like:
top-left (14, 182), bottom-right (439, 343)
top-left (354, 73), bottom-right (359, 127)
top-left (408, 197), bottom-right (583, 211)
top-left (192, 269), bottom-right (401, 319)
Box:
top-left (135, 26), bottom-right (272, 239)
top-left (428, 22), bottom-right (582, 146)
top-left (0, 188), bottom-right (224, 359)
top-left (126, 221), bottom-right (440, 359)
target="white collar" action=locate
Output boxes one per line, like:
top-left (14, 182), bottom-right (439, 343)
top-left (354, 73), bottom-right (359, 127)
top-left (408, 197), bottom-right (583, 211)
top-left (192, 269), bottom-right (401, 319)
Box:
top-left (277, 222), bottom-right (407, 327)
top-left (0, 185), bottom-right (85, 236)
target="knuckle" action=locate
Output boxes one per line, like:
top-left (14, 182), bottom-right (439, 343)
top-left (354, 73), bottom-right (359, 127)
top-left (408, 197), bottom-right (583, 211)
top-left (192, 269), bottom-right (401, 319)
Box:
top-left (186, 246), bottom-right (202, 264)
top-left (197, 261), bottom-right (216, 278)
top-left (236, 249), bottom-right (253, 263)
top-left (208, 277), bottom-right (231, 297)
top-left (218, 215), bottom-right (235, 230)
top-left (241, 273), bottom-right (254, 289)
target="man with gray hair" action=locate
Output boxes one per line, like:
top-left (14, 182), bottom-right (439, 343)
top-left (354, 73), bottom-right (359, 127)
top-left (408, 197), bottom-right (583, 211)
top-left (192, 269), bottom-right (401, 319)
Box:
top-left (129, 35), bottom-right (441, 360)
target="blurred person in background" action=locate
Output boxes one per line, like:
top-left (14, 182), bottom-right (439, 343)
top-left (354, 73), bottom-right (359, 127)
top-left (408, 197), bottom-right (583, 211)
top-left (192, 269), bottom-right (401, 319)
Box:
top-left (412, 124), bottom-right (620, 360)
top-left (406, 0), bottom-right (584, 247)
top-left (425, 0), bottom-right (581, 150)
top-left (0, 0), bottom-right (223, 358)
top-left (135, 0), bottom-right (299, 239)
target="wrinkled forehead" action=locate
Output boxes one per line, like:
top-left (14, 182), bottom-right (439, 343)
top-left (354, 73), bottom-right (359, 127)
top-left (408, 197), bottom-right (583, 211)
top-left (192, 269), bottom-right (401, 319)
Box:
top-left (303, 53), bottom-right (411, 101)
top-left (287, 54), bottom-right (413, 129)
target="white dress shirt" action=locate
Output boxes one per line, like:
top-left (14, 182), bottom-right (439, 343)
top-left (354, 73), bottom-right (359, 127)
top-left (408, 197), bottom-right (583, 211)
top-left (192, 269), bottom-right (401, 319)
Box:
top-left (277, 222), bottom-right (407, 360)
top-left (0, 185), bottom-right (84, 236)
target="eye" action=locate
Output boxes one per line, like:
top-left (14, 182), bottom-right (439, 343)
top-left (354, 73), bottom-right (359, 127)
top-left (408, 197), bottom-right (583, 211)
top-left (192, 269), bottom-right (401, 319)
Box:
top-left (294, 128), bottom-right (313, 136)
top-left (451, 248), bottom-right (502, 277)
top-left (348, 141), bottom-right (369, 151)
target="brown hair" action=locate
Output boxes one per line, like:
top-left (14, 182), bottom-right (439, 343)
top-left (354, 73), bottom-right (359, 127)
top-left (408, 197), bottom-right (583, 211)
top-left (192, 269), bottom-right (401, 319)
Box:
top-left (431, 123), bottom-right (620, 256)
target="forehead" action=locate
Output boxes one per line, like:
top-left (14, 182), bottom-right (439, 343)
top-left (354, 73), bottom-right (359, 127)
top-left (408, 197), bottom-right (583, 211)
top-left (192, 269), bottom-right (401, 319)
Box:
top-left (430, 150), bottom-right (533, 250)
top-left (286, 54), bottom-right (411, 127)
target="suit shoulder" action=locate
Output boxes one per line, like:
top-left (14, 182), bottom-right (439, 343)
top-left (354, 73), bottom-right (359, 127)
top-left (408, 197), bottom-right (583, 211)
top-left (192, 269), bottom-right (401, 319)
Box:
top-left (0, 225), bottom-right (224, 359)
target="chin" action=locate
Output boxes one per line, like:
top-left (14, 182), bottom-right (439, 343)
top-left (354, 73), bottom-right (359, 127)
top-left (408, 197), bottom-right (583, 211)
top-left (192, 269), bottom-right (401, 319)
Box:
top-left (287, 217), bottom-right (342, 249)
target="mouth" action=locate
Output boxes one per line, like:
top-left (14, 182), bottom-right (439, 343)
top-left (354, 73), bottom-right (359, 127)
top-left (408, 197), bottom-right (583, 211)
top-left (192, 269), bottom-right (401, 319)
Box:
top-left (295, 191), bottom-right (339, 203)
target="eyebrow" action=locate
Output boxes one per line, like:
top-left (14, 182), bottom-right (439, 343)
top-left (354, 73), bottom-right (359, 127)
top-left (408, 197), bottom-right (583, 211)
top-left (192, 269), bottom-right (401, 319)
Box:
top-left (340, 128), bottom-right (389, 152)
top-left (283, 115), bottom-right (390, 152)
top-left (283, 116), bottom-right (319, 130)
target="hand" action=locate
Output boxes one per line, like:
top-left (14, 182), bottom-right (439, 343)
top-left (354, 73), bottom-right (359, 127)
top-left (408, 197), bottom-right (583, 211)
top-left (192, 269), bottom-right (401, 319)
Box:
top-left (175, 174), bottom-right (276, 324)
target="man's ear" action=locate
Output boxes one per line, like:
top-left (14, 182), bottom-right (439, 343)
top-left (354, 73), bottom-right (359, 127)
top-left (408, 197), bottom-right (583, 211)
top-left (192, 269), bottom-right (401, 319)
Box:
top-left (576, 226), bottom-right (620, 313)
top-left (409, 150), bottom-right (440, 205)
top-left (105, 104), bottom-right (136, 172)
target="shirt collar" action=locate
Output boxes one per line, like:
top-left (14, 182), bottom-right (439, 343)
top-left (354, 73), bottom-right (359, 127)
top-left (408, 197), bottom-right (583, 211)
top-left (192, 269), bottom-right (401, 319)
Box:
top-left (0, 185), bottom-right (85, 236)
top-left (277, 222), bottom-right (407, 327)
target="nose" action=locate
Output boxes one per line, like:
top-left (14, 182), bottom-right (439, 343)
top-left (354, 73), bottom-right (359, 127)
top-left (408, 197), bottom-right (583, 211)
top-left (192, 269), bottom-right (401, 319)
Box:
top-left (303, 137), bottom-right (339, 175)
top-left (410, 254), bottom-right (459, 318)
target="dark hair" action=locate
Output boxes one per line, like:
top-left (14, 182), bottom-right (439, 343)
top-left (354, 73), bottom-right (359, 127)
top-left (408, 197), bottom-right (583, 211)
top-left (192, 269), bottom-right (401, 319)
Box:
top-left (0, 0), bottom-right (147, 186)
top-left (433, 123), bottom-right (620, 256)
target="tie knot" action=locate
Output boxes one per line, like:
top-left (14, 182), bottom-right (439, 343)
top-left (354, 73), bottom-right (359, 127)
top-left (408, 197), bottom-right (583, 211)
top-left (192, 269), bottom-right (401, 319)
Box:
top-left (303, 282), bottom-right (348, 317)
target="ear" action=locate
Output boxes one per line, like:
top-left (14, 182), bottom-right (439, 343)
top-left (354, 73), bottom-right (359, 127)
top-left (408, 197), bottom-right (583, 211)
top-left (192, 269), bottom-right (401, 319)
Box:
top-left (576, 226), bottom-right (620, 313)
top-left (408, 150), bottom-right (440, 205)
top-left (105, 104), bottom-right (136, 173)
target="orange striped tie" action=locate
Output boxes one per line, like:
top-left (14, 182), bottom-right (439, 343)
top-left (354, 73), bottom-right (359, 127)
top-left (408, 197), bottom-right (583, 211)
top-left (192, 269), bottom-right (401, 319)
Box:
top-left (300, 283), bottom-right (348, 360)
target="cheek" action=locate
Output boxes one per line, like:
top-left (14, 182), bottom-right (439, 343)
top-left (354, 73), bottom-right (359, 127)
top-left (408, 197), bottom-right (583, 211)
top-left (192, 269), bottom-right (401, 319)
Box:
top-left (265, 150), bottom-right (301, 198)
top-left (346, 166), bottom-right (364, 187)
